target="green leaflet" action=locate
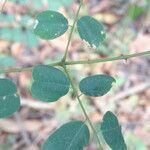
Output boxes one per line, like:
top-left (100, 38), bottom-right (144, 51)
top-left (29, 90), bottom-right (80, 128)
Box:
top-left (79, 74), bottom-right (115, 97)
top-left (101, 111), bottom-right (127, 150)
top-left (0, 79), bottom-right (20, 118)
top-left (31, 65), bottom-right (70, 102)
top-left (77, 16), bottom-right (106, 48)
top-left (34, 10), bottom-right (68, 39)
top-left (42, 121), bottom-right (90, 150)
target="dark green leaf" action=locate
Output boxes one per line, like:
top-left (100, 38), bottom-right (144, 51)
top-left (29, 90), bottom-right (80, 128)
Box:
top-left (0, 79), bottom-right (20, 118)
top-left (31, 65), bottom-right (70, 102)
top-left (100, 111), bottom-right (127, 150)
top-left (77, 16), bottom-right (106, 48)
top-left (34, 10), bottom-right (68, 39)
top-left (42, 121), bottom-right (90, 150)
top-left (79, 74), bottom-right (115, 97)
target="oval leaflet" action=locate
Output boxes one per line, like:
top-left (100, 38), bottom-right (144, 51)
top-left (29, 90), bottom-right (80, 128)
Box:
top-left (31, 65), bottom-right (70, 102)
top-left (42, 121), bottom-right (90, 150)
top-left (34, 10), bottom-right (68, 39)
top-left (100, 111), bottom-right (127, 150)
top-left (79, 74), bottom-right (115, 97)
top-left (77, 16), bottom-right (106, 48)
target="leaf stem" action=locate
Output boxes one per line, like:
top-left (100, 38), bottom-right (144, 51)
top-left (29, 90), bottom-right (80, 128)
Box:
top-left (63, 65), bottom-right (103, 150)
top-left (1, 51), bottom-right (149, 74)
top-left (62, 0), bottom-right (83, 62)
top-left (65, 50), bottom-right (150, 65)
top-left (0, 61), bottom-right (61, 74)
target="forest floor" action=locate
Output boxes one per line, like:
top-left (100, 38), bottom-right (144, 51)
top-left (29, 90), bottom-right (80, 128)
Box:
top-left (0, 0), bottom-right (150, 150)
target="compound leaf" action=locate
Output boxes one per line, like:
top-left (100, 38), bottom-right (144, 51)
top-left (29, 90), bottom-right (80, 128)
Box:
top-left (0, 79), bottom-right (20, 118)
top-left (77, 16), bottom-right (106, 48)
top-left (31, 65), bottom-right (70, 102)
top-left (79, 74), bottom-right (115, 97)
top-left (101, 111), bottom-right (127, 150)
top-left (34, 10), bottom-right (68, 39)
top-left (42, 121), bottom-right (90, 150)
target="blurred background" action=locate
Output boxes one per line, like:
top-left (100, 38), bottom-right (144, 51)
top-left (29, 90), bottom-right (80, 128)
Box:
top-left (0, 0), bottom-right (150, 149)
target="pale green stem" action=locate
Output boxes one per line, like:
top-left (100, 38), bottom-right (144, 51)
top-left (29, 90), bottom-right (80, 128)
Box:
top-left (65, 50), bottom-right (150, 65)
top-left (62, 0), bottom-right (83, 62)
top-left (63, 65), bottom-right (103, 150)
top-left (1, 50), bottom-right (149, 74)
top-left (0, 61), bottom-right (61, 74)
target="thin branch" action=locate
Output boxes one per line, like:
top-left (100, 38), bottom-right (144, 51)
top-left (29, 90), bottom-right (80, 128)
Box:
top-left (63, 65), bottom-right (103, 150)
top-left (0, 50), bottom-right (149, 74)
top-left (0, 61), bottom-right (61, 74)
top-left (65, 50), bottom-right (150, 65)
top-left (0, 66), bottom-right (33, 74)
top-left (62, 0), bottom-right (83, 61)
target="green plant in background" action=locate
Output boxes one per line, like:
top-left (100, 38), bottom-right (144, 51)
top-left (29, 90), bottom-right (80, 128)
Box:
top-left (0, 0), bottom-right (74, 48)
top-left (0, 0), bottom-right (150, 150)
